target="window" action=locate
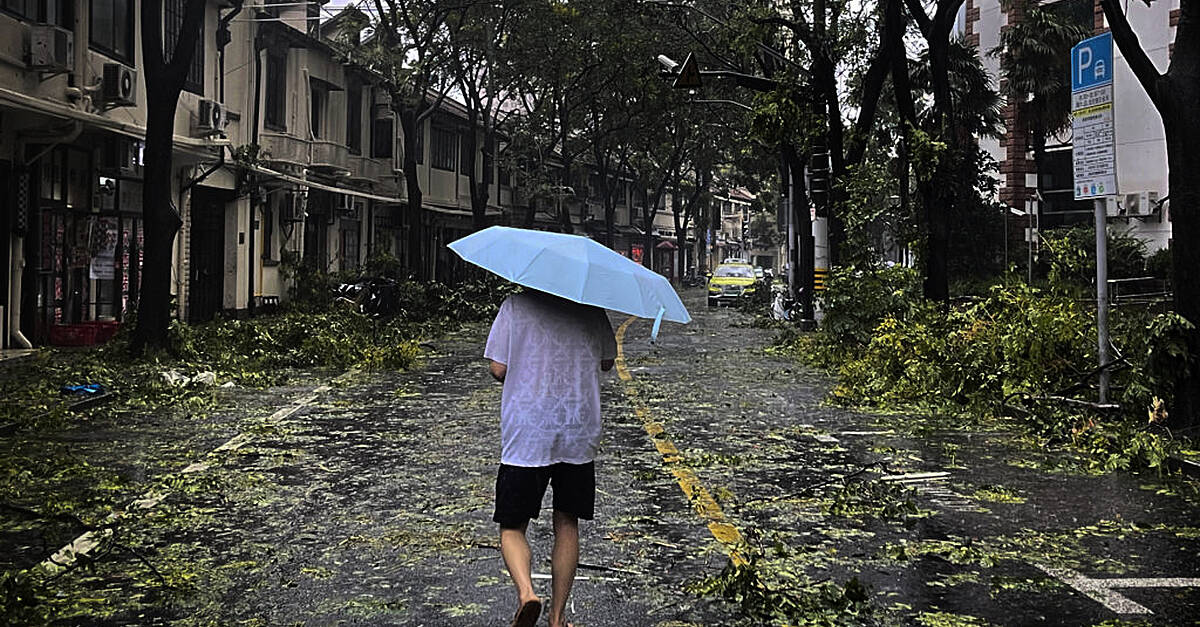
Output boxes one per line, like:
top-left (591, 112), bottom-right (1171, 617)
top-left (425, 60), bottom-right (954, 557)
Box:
top-left (346, 84), bottom-right (362, 155)
top-left (1, 0), bottom-right (36, 20)
top-left (431, 126), bottom-right (456, 171)
top-left (260, 199), bottom-right (274, 262)
top-left (616, 180), bottom-right (628, 206)
top-left (341, 225), bottom-right (360, 270)
top-left (371, 116), bottom-right (393, 159)
top-left (91, 0), bottom-right (133, 62)
top-left (264, 50), bottom-right (287, 130)
top-left (459, 134), bottom-right (473, 175)
top-left (309, 83), bottom-right (326, 139)
top-left (4, 0), bottom-right (70, 23)
top-left (165, 0), bottom-right (204, 95)
top-left (498, 165), bottom-right (510, 187)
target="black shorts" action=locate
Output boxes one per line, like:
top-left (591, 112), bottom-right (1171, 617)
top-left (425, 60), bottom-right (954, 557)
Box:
top-left (493, 461), bottom-right (596, 528)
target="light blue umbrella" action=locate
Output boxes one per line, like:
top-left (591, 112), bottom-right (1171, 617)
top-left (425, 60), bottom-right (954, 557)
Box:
top-left (448, 226), bottom-right (691, 339)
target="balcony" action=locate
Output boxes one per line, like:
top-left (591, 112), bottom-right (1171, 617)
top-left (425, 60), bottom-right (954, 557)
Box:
top-left (259, 132), bottom-right (310, 168)
top-left (310, 140), bottom-right (351, 176)
top-left (349, 155), bottom-right (391, 183)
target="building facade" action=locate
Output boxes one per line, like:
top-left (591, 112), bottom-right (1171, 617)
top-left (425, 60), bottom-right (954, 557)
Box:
top-left (0, 1), bottom-right (759, 349)
top-left (967, 0), bottom-right (1176, 251)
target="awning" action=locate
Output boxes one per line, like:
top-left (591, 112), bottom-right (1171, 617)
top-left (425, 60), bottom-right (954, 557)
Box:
top-left (656, 240), bottom-right (678, 250)
top-left (0, 85), bottom-right (228, 158)
top-left (250, 164), bottom-right (404, 204)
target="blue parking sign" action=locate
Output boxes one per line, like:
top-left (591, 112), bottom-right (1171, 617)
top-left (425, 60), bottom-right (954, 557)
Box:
top-left (1071, 33), bottom-right (1113, 92)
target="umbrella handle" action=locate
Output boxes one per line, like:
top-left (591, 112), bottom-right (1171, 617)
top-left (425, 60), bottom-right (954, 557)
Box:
top-left (650, 307), bottom-right (665, 344)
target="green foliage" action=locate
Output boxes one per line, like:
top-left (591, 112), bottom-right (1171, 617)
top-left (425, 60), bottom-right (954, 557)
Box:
top-left (994, 0), bottom-right (1092, 139)
top-left (0, 571), bottom-right (45, 625)
top-left (689, 545), bottom-right (873, 626)
top-left (840, 160), bottom-right (912, 266)
top-left (1117, 312), bottom-right (1196, 411)
top-left (830, 284), bottom-right (1093, 423)
top-left (1144, 246), bottom-right (1171, 279)
top-left (363, 250), bottom-right (404, 279)
top-left (170, 309), bottom-right (422, 376)
top-left (1041, 225), bottom-right (1149, 293)
top-left (279, 249), bottom-right (336, 311)
top-left (824, 479), bottom-right (919, 521)
top-left (779, 267), bottom-right (1189, 470)
top-left (813, 265), bottom-right (923, 352)
top-left (0, 275), bottom-right (516, 432)
top-left (907, 124), bottom-right (946, 182)
top-left (748, 211), bottom-right (782, 249)
top-left (750, 82), bottom-right (822, 149)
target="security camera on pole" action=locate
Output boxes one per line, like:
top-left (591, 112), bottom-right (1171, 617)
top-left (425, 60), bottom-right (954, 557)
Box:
top-left (1070, 33), bottom-right (1117, 405)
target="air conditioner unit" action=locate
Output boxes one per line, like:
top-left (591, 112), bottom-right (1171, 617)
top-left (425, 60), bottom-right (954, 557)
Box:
top-left (195, 99), bottom-right (226, 136)
top-left (281, 191), bottom-right (307, 223)
top-left (336, 195), bottom-right (362, 220)
top-left (28, 24), bottom-right (73, 72)
top-left (101, 63), bottom-right (137, 108)
top-left (1123, 190), bottom-right (1159, 216)
top-left (98, 137), bottom-right (143, 179)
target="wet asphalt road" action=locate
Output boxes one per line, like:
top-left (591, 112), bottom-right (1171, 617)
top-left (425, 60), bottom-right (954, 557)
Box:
top-left (7, 287), bottom-right (1200, 626)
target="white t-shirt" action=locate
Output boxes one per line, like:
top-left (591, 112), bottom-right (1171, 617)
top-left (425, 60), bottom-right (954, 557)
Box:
top-left (485, 292), bottom-right (618, 467)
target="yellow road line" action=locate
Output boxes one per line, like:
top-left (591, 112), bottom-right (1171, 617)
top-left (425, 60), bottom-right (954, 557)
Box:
top-left (614, 316), bottom-right (746, 566)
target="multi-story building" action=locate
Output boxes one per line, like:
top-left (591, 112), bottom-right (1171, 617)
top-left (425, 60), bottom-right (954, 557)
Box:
top-left (0, 1), bottom-right (748, 349)
top-left (0, 0), bottom-right (240, 348)
top-left (967, 0), bottom-right (1176, 250)
top-left (0, 1), bottom-right (514, 348)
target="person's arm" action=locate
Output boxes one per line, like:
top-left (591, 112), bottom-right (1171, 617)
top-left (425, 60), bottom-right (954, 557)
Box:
top-left (598, 310), bottom-right (618, 373)
top-left (489, 360), bottom-right (507, 382)
top-left (484, 298), bottom-right (512, 383)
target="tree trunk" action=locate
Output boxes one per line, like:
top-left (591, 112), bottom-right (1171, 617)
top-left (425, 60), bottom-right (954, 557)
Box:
top-left (466, 109), bottom-right (487, 230)
top-left (1165, 100), bottom-right (1200, 431)
top-left (131, 0), bottom-right (204, 353)
top-left (133, 92), bottom-right (183, 352)
top-left (558, 161), bottom-right (574, 234)
top-left (399, 108), bottom-right (425, 278)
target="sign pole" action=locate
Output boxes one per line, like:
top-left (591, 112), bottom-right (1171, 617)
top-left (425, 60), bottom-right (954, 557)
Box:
top-left (1094, 198), bottom-right (1110, 403)
top-left (1071, 32), bottom-right (1116, 405)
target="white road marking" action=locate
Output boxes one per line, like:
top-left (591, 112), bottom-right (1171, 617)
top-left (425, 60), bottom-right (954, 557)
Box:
top-left (527, 573), bottom-right (622, 583)
top-left (1038, 565), bottom-right (1200, 615)
top-left (31, 370), bottom-right (356, 577)
top-left (840, 430), bottom-right (895, 436)
top-left (881, 471), bottom-right (951, 482)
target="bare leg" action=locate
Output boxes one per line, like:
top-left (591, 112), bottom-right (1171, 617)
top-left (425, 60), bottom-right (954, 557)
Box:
top-left (547, 510), bottom-right (579, 627)
top-left (500, 523), bottom-right (540, 607)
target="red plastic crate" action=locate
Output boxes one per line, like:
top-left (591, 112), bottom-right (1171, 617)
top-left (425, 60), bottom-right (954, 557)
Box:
top-left (48, 324), bottom-right (98, 346)
top-left (87, 321), bottom-right (120, 343)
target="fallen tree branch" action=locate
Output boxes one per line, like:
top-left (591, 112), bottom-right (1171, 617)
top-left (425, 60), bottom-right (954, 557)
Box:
top-left (0, 501), bottom-right (95, 531)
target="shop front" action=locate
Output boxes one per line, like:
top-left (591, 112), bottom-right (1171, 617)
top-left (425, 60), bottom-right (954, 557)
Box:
top-left (26, 136), bottom-right (144, 346)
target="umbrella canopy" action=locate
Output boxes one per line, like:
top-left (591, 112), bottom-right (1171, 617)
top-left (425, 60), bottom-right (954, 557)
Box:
top-left (448, 226), bottom-right (691, 328)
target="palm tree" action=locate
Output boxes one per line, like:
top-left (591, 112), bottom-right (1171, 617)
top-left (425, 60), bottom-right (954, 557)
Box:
top-left (994, 0), bottom-right (1091, 197)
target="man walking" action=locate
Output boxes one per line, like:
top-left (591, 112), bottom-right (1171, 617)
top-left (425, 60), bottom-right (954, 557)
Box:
top-left (485, 289), bottom-right (617, 627)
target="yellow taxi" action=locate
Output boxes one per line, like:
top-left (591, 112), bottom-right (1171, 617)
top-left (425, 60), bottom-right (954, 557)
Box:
top-left (707, 262), bottom-right (757, 306)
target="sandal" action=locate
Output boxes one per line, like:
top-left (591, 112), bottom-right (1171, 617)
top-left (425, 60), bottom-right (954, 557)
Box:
top-left (510, 598), bottom-right (541, 627)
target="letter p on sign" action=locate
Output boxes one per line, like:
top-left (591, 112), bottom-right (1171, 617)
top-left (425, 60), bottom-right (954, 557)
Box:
top-left (1072, 33), bottom-right (1113, 92)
